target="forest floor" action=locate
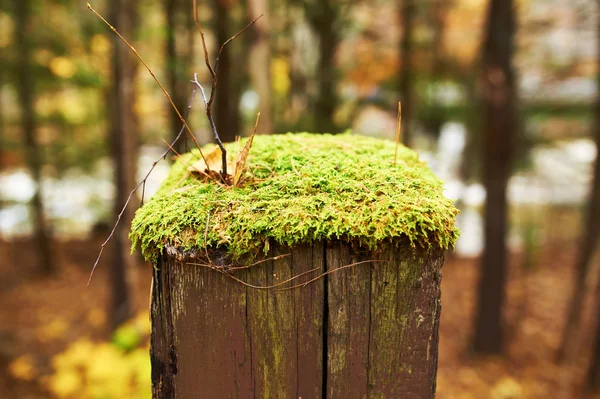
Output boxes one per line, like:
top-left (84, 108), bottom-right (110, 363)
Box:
top-left (0, 235), bottom-right (599, 399)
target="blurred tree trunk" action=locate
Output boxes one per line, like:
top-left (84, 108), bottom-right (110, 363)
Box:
top-left (248, 0), bottom-right (273, 135)
top-left (213, 0), bottom-right (245, 143)
top-left (398, 0), bottom-right (415, 147)
top-left (108, 0), bottom-right (138, 329)
top-left (165, 0), bottom-right (194, 153)
top-left (426, 0), bottom-right (448, 140)
top-left (472, 0), bottom-right (517, 354)
top-left (306, 0), bottom-right (340, 133)
top-left (14, 0), bottom-right (55, 275)
top-left (588, 273), bottom-right (600, 390)
top-left (0, 55), bottom-right (4, 173)
top-left (559, 10), bottom-right (600, 365)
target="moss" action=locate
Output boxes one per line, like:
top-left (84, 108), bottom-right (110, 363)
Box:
top-left (130, 132), bottom-right (459, 261)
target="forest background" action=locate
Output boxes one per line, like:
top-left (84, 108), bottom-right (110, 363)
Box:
top-left (1, 0), bottom-right (600, 398)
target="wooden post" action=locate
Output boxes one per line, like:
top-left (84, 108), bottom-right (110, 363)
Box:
top-left (132, 133), bottom-right (458, 399)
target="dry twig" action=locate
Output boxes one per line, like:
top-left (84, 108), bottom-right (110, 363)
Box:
top-left (86, 3), bottom-right (208, 167)
top-left (87, 86), bottom-right (199, 285)
top-left (192, 0), bottom-right (263, 179)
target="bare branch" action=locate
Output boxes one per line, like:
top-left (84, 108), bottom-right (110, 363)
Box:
top-left (192, 0), bottom-right (216, 79)
top-left (190, 5), bottom-right (263, 180)
top-left (275, 260), bottom-right (384, 291)
top-left (211, 14), bottom-right (264, 109)
top-left (191, 73), bottom-right (226, 181)
top-left (87, 85), bottom-right (198, 285)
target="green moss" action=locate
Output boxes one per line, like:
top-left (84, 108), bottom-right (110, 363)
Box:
top-left (130, 132), bottom-right (459, 261)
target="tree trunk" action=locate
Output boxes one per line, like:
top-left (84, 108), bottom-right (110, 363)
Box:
top-left (150, 242), bottom-right (443, 398)
top-left (588, 282), bottom-right (600, 390)
top-left (212, 0), bottom-right (244, 143)
top-left (165, 0), bottom-right (194, 153)
top-left (306, 0), bottom-right (340, 133)
top-left (248, 0), bottom-right (273, 135)
top-left (14, 0), bottom-right (55, 275)
top-left (473, 0), bottom-right (517, 354)
top-left (108, 0), bottom-right (138, 329)
top-left (426, 0), bottom-right (448, 140)
top-left (398, 0), bottom-right (416, 147)
top-left (557, 5), bottom-right (600, 365)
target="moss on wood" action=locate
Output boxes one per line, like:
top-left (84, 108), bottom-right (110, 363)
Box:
top-left (130, 132), bottom-right (459, 261)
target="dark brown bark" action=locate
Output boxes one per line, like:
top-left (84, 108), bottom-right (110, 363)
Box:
top-left (14, 0), bottom-right (55, 275)
top-left (212, 0), bottom-right (244, 143)
top-left (557, 6), bottom-right (600, 365)
top-left (165, 0), bottom-right (194, 153)
top-left (248, 0), bottom-right (273, 135)
top-left (588, 285), bottom-right (600, 390)
top-left (150, 241), bottom-right (443, 398)
top-left (108, 0), bottom-right (138, 329)
top-left (398, 0), bottom-right (416, 147)
top-left (473, 0), bottom-right (517, 354)
top-left (305, 0), bottom-right (340, 133)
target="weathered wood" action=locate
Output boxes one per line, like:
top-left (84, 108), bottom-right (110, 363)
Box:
top-left (326, 242), bottom-right (371, 398)
top-left (150, 241), bottom-right (443, 399)
top-left (367, 247), bottom-right (443, 398)
top-left (245, 244), bottom-right (325, 398)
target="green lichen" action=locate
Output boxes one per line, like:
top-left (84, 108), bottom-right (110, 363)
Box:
top-left (130, 132), bottom-right (459, 261)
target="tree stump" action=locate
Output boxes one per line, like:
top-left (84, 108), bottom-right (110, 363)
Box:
top-left (131, 133), bottom-right (458, 398)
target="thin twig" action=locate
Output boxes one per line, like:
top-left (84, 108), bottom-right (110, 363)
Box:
top-left (394, 101), bottom-right (402, 165)
top-left (191, 0), bottom-right (263, 180)
top-left (87, 85), bottom-right (199, 285)
top-left (226, 253), bottom-right (290, 270)
top-left (192, 0), bottom-right (215, 78)
top-left (86, 3), bottom-right (208, 166)
top-left (188, 261), bottom-right (321, 290)
top-left (187, 257), bottom-right (385, 290)
top-left (160, 139), bottom-right (218, 184)
top-left (275, 260), bottom-right (385, 291)
top-left (211, 15), bottom-right (263, 109)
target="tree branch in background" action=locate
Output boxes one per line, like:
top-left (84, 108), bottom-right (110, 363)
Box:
top-left (88, 86), bottom-right (198, 285)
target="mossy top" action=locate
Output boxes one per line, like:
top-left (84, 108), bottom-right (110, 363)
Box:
top-left (130, 133), bottom-right (459, 261)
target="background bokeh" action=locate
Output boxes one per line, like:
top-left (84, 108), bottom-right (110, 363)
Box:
top-left (1, 0), bottom-right (600, 398)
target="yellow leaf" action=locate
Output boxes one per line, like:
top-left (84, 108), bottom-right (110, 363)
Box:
top-left (491, 376), bottom-right (523, 399)
top-left (0, 12), bottom-right (14, 49)
top-left (90, 34), bottom-right (111, 56)
top-left (9, 355), bottom-right (37, 381)
top-left (49, 56), bottom-right (76, 79)
top-left (271, 57), bottom-right (290, 96)
top-left (233, 132), bottom-right (255, 186)
top-left (188, 145), bottom-right (223, 174)
top-left (232, 112), bottom-right (260, 186)
top-left (48, 369), bottom-right (81, 398)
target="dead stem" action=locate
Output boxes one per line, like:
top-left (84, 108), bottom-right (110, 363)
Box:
top-left (394, 101), bottom-right (402, 165)
top-left (87, 85), bottom-right (199, 285)
top-left (191, 0), bottom-right (263, 180)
